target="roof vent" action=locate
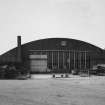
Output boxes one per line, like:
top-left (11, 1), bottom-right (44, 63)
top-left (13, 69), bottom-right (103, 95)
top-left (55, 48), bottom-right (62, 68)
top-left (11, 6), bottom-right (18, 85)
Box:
top-left (61, 41), bottom-right (67, 46)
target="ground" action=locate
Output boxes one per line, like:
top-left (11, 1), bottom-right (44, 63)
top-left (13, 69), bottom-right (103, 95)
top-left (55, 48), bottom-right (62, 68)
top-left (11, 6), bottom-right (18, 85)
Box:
top-left (0, 75), bottom-right (105, 105)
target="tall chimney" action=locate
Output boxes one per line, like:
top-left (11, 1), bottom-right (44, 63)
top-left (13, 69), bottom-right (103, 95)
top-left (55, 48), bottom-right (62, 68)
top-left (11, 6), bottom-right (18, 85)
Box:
top-left (17, 36), bottom-right (22, 62)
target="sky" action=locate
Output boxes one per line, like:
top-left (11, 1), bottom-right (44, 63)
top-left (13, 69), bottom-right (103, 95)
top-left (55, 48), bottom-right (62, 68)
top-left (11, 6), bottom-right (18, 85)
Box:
top-left (0, 0), bottom-right (105, 54)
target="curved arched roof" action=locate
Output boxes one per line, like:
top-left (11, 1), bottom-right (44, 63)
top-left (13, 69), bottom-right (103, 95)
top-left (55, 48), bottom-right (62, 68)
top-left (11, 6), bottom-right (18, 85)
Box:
top-left (22, 38), bottom-right (103, 52)
top-left (0, 38), bottom-right (104, 63)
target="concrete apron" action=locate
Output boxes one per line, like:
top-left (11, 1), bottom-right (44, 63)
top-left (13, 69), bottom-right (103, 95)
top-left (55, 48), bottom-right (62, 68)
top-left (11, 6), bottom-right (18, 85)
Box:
top-left (31, 74), bottom-right (52, 79)
top-left (30, 74), bottom-right (81, 79)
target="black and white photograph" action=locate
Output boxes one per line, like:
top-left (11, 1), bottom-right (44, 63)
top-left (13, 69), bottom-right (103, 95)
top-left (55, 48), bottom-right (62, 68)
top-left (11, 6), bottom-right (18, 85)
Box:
top-left (0, 0), bottom-right (105, 105)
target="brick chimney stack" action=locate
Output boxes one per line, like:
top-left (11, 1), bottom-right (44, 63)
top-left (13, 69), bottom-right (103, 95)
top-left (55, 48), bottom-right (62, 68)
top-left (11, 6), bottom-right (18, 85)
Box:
top-left (17, 36), bottom-right (22, 62)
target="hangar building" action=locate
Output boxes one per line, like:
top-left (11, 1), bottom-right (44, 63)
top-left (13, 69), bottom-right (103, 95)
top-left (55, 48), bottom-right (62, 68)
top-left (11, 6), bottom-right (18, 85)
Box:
top-left (0, 36), bottom-right (105, 74)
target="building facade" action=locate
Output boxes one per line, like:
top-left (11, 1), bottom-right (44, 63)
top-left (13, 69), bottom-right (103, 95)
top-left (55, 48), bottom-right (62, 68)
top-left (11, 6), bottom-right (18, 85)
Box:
top-left (0, 36), bottom-right (105, 74)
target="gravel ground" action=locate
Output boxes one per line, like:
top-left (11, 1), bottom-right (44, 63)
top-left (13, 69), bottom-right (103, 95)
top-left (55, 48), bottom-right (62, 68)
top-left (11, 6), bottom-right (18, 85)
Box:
top-left (0, 76), bottom-right (105, 105)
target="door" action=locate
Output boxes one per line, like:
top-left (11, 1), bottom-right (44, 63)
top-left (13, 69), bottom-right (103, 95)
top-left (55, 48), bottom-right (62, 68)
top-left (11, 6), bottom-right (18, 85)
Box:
top-left (29, 54), bottom-right (47, 73)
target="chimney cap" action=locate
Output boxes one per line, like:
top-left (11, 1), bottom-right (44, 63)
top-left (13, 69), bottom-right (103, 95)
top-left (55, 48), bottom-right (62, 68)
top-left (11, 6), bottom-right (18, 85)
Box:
top-left (17, 35), bottom-right (21, 37)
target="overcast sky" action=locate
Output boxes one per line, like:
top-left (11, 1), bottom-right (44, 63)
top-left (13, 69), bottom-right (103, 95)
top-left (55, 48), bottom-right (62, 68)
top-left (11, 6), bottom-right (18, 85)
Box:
top-left (0, 0), bottom-right (105, 54)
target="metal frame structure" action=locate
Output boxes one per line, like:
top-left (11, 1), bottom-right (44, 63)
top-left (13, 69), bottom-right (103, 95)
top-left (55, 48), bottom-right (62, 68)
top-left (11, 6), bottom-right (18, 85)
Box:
top-left (29, 50), bottom-right (90, 74)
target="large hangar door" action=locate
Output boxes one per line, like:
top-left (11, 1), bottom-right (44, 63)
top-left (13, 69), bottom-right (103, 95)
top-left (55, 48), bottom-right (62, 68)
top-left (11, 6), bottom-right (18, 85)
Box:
top-left (29, 55), bottom-right (47, 73)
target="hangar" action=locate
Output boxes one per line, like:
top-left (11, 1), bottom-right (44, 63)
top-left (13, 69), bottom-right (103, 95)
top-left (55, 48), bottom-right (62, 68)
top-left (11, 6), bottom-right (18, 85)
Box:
top-left (0, 36), bottom-right (105, 74)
